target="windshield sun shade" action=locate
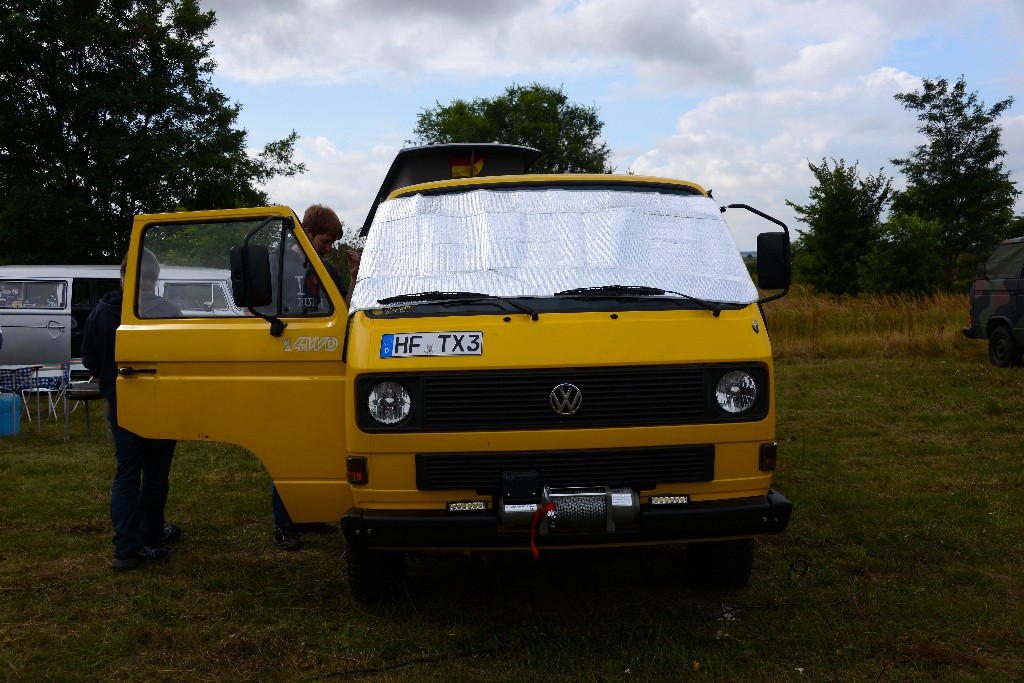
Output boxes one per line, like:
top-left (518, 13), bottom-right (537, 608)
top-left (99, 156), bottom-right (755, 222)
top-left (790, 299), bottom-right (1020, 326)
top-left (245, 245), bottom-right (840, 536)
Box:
top-left (349, 188), bottom-right (758, 312)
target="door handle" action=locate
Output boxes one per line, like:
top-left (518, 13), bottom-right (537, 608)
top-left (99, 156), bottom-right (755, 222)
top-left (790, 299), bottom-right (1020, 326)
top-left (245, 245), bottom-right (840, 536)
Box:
top-left (118, 367), bottom-right (157, 376)
top-left (18, 321), bottom-right (66, 331)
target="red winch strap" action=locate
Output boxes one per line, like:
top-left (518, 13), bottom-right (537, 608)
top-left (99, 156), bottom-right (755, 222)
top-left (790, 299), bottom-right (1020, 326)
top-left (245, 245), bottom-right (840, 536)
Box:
top-left (531, 502), bottom-right (555, 560)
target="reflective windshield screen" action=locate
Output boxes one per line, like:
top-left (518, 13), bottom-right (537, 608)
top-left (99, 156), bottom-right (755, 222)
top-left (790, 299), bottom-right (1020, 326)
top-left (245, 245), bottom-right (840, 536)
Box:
top-left (351, 188), bottom-right (757, 312)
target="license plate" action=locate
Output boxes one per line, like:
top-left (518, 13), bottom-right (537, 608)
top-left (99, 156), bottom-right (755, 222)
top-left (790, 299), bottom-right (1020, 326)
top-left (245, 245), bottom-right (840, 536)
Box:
top-left (380, 331), bottom-right (483, 358)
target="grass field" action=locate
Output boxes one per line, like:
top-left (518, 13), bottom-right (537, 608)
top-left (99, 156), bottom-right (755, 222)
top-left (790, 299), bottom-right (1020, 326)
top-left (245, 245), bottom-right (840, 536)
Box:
top-left (1, 292), bottom-right (1022, 681)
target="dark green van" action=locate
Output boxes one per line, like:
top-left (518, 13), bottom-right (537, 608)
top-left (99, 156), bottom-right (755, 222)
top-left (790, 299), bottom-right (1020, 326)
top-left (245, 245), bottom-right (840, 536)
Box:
top-left (963, 237), bottom-right (1024, 367)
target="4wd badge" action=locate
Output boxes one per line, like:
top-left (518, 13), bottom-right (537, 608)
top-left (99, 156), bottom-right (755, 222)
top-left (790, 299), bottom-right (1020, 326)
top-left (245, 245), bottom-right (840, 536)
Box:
top-left (284, 336), bottom-right (339, 352)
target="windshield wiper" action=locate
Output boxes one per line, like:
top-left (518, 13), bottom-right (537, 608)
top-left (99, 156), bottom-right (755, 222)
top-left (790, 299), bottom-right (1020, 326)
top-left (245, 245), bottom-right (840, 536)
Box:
top-left (377, 291), bottom-right (539, 320)
top-left (378, 291), bottom-right (488, 304)
top-left (556, 285), bottom-right (665, 297)
top-left (554, 284), bottom-right (722, 317)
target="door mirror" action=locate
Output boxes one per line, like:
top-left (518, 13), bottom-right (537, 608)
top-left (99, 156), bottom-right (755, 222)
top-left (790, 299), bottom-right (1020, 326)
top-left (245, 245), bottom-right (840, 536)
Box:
top-left (229, 245), bottom-right (272, 308)
top-left (976, 262), bottom-right (987, 279)
top-left (756, 231), bottom-right (791, 291)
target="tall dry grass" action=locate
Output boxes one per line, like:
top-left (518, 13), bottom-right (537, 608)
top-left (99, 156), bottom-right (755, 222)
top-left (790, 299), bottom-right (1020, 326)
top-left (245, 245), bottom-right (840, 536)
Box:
top-left (764, 285), bottom-right (974, 358)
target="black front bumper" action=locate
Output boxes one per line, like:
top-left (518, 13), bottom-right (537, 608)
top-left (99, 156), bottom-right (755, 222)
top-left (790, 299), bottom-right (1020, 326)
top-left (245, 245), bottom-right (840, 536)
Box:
top-left (341, 490), bottom-right (792, 551)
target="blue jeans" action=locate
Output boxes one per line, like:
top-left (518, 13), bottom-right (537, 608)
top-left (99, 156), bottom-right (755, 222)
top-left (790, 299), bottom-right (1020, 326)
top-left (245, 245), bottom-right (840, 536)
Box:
top-left (271, 483), bottom-right (293, 530)
top-left (107, 398), bottom-right (176, 557)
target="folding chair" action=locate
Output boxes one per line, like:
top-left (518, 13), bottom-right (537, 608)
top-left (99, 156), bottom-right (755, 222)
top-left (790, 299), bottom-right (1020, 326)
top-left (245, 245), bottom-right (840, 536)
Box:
top-left (1, 366), bottom-right (42, 428)
top-left (21, 364), bottom-right (71, 421)
top-left (65, 378), bottom-right (105, 438)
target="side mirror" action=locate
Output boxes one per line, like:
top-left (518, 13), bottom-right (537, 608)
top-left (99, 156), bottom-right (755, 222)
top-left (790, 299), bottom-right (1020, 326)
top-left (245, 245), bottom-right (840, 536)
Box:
top-left (756, 231), bottom-right (791, 291)
top-left (720, 203), bottom-right (791, 303)
top-left (229, 245), bottom-right (272, 308)
top-left (976, 262), bottom-right (987, 279)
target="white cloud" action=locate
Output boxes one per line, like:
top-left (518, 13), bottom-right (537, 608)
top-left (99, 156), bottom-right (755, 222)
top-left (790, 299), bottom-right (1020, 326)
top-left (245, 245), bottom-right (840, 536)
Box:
top-left (260, 138), bottom-right (397, 240)
top-left (203, 0), bottom-right (756, 88)
top-left (202, 0), bottom-right (1019, 94)
top-left (626, 67), bottom-right (928, 244)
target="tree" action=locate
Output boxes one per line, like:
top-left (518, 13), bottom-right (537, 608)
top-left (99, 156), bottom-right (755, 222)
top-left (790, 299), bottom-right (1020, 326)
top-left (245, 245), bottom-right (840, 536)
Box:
top-left (0, 0), bottom-right (305, 265)
top-left (857, 214), bottom-right (946, 295)
top-left (787, 159), bottom-right (892, 295)
top-left (890, 76), bottom-right (1019, 285)
top-left (411, 83), bottom-right (614, 174)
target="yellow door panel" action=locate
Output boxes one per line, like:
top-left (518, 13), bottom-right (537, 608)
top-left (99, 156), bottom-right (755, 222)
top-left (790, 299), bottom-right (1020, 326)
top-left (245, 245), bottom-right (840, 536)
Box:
top-left (116, 207), bottom-right (351, 520)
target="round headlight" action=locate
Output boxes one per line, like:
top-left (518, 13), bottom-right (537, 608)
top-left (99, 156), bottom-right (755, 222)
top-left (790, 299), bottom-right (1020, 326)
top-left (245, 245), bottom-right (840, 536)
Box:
top-left (715, 371), bottom-right (758, 415)
top-left (367, 381), bottom-right (412, 425)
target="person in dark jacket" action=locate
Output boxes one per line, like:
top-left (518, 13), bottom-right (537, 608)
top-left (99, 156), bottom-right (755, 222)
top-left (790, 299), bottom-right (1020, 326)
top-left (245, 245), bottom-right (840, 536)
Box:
top-left (82, 249), bottom-right (183, 570)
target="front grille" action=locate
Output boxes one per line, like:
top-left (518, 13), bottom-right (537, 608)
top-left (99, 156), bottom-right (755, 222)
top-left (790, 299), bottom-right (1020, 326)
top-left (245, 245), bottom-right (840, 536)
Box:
top-left (416, 445), bottom-right (714, 491)
top-left (423, 366), bottom-right (705, 430)
top-left (357, 364), bottom-right (769, 432)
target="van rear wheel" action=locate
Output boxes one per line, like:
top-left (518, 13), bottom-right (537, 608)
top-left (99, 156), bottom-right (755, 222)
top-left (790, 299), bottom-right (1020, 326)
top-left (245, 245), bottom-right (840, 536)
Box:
top-left (345, 545), bottom-right (406, 603)
top-left (687, 539), bottom-right (755, 589)
top-left (988, 326), bottom-right (1021, 367)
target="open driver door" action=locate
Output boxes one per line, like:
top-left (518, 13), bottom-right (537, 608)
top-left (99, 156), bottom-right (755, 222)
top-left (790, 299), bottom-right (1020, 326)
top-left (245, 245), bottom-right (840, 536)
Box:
top-left (116, 207), bottom-right (353, 522)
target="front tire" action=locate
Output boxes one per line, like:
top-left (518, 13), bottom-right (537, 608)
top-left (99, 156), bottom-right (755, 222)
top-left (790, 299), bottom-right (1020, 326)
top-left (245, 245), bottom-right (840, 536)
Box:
top-left (988, 326), bottom-right (1021, 367)
top-left (687, 539), bottom-right (755, 589)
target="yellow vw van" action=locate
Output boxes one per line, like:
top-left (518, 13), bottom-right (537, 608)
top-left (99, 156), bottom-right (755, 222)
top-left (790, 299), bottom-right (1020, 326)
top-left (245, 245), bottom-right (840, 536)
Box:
top-left (117, 144), bottom-right (793, 601)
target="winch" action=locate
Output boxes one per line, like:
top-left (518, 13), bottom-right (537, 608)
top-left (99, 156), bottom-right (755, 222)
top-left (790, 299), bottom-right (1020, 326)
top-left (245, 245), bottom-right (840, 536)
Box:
top-left (498, 471), bottom-right (640, 533)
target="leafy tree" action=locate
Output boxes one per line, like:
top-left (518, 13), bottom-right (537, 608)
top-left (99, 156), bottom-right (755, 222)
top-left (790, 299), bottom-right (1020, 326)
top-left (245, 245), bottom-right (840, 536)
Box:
top-left (787, 158), bottom-right (892, 295)
top-left (890, 76), bottom-right (1019, 285)
top-left (411, 83), bottom-right (614, 173)
top-left (858, 214), bottom-right (946, 295)
top-left (0, 0), bottom-right (305, 265)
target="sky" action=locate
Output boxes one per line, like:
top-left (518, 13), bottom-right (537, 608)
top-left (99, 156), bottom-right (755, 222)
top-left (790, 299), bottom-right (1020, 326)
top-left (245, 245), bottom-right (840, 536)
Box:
top-left (198, 0), bottom-right (1024, 251)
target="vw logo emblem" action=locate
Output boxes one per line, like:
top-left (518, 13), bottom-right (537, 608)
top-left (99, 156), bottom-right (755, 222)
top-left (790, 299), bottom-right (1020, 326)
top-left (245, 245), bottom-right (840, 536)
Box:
top-left (550, 383), bottom-right (583, 416)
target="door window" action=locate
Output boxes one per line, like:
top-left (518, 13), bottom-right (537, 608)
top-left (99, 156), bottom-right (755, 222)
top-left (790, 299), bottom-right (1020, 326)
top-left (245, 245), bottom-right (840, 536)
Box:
top-left (0, 280), bottom-right (66, 310)
top-left (138, 217), bottom-right (333, 319)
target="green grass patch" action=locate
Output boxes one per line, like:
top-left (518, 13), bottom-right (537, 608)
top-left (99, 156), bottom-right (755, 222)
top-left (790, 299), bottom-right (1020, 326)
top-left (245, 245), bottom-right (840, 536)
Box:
top-left (2, 298), bottom-right (1023, 680)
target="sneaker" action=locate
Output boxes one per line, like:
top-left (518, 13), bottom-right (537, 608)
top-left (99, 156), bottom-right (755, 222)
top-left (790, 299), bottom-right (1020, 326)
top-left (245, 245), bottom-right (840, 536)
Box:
top-left (112, 546), bottom-right (171, 570)
top-left (274, 526), bottom-right (301, 551)
top-left (161, 523), bottom-right (182, 544)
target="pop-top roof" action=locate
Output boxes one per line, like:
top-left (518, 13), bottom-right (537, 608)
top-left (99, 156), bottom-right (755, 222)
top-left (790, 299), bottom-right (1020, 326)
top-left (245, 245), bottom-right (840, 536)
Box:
top-left (360, 144), bottom-right (542, 236)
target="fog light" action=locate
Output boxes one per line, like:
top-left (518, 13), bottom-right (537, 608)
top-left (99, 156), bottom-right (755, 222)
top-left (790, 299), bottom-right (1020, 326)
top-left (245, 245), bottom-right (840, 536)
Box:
top-left (759, 442), bottom-right (778, 471)
top-left (447, 500), bottom-right (487, 512)
top-left (650, 494), bottom-right (690, 505)
top-left (347, 456), bottom-right (367, 484)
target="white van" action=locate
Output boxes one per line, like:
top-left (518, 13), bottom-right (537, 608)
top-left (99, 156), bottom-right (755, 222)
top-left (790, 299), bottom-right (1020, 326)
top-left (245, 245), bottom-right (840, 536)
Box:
top-left (0, 265), bottom-right (241, 366)
top-left (156, 267), bottom-right (246, 318)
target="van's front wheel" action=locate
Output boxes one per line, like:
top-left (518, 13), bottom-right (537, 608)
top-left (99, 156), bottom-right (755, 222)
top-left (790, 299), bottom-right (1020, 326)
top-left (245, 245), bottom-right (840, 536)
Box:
top-left (687, 539), bottom-right (755, 589)
top-left (988, 326), bottom-right (1021, 367)
top-left (345, 546), bottom-right (406, 603)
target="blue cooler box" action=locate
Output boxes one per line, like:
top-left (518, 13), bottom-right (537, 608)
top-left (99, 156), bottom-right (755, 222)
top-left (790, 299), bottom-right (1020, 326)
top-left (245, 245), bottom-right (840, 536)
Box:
top-left (1, 393), bottom-right (21, 436)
